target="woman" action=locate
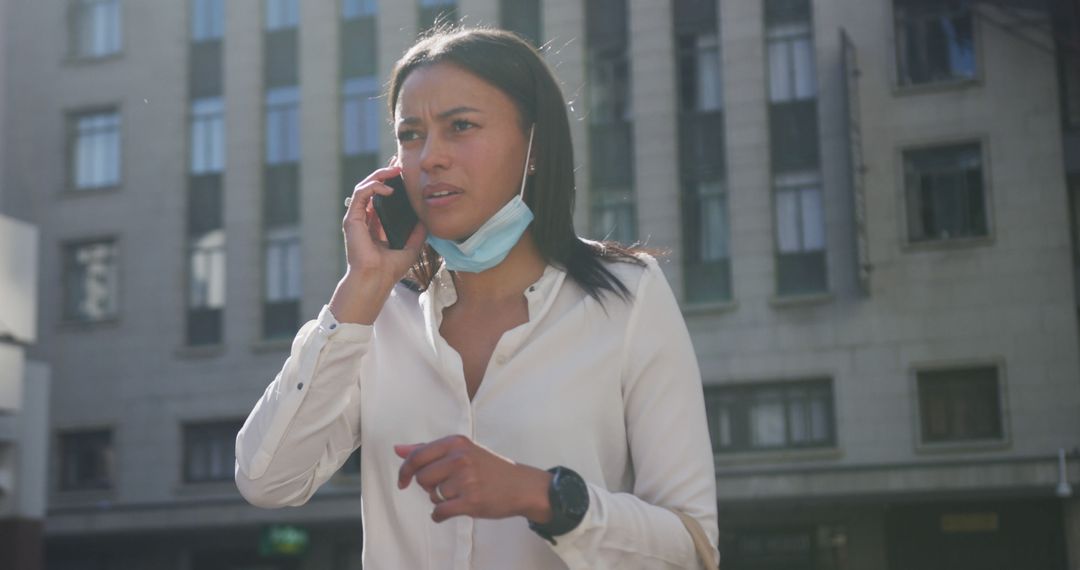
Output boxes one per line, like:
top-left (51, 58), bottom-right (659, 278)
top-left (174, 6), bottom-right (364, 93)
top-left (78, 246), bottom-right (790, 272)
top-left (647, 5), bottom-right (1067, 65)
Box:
top-left (235, 28), bottom-right (718, 569)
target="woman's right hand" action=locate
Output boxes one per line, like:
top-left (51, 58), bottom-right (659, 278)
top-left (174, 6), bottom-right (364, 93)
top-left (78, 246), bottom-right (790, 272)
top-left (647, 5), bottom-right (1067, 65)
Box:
top-left (342, 165), bottom-right (427, 284)
top-left (330, 166), bottom-right (426, 325)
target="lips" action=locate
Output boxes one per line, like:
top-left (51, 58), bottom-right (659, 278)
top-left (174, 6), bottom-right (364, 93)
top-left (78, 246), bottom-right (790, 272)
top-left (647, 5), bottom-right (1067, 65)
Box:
top-left (422, 182), bottom-right (464, 207)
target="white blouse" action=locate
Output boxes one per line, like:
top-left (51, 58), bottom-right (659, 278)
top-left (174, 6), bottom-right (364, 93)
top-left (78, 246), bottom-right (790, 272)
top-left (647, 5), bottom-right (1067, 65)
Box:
top-left (235, 255), bottom-right (719, 569)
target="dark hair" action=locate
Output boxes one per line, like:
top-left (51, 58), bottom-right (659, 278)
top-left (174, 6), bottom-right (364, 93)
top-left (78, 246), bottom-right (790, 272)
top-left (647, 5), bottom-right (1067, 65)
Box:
top-left (387, 27), bottom-right (651, 302)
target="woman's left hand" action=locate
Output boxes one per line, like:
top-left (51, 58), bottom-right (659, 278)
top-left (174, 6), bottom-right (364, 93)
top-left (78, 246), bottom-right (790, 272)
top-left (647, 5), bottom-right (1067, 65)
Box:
top-left (395, 435), bottom-right (554, 524)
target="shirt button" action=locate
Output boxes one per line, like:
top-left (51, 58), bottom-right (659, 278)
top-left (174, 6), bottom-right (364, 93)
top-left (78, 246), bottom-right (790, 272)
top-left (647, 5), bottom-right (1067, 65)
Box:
top-left (297, 382), bottom-right (304, 390)
top-left (495, 354), bottom-right (508, 365)
top-left (528, 286), bottom-right (536, 293)
top-left (329, 323), bottom-right (337, 330)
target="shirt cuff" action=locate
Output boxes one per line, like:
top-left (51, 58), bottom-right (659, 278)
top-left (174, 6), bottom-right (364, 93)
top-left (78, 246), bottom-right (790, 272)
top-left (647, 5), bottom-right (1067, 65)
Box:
top-left (318, 304), bottom-right (374, 343)
top-left (544, 482), bottom-right (601, 569)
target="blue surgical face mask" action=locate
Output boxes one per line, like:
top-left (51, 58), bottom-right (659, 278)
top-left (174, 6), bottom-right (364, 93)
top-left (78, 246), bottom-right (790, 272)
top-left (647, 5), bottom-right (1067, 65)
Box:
top-left (426, 125), bottom-right (536, 273)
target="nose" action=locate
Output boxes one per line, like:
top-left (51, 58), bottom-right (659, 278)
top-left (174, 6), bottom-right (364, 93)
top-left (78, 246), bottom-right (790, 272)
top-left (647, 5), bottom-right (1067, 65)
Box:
top-left (419, 131), bottom-right (452, 175)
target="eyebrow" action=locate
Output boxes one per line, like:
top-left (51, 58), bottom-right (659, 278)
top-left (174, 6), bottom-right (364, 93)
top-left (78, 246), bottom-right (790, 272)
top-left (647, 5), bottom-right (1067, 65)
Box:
top-left (397, 106), bottom-right (482, 126)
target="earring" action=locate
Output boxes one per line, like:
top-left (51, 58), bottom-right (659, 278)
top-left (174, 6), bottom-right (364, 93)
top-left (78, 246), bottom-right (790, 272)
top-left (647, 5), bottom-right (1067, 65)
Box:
top-left (528, 163), bottom-right (537, 174)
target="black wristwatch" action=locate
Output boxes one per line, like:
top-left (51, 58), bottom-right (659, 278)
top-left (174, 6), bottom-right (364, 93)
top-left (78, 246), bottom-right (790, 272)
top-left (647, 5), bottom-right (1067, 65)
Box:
top-left (528, 466), bottom-right (590, 545)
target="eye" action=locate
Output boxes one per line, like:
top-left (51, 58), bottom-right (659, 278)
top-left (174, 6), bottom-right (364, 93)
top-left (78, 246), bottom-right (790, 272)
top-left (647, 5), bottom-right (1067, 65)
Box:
top-left (451, 119), bottom-right (476, 132)
top-left (396, 129), bottom-right (421, 143)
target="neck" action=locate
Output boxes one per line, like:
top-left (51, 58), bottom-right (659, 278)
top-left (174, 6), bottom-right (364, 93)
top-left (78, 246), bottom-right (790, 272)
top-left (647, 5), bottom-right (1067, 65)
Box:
top-left (449, 231), bottom-right (546, 305)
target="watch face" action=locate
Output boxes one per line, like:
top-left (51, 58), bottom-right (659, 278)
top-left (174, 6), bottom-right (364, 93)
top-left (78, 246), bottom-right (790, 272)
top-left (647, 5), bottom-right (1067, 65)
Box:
top-left (556, 469), bottom-right (590, 519)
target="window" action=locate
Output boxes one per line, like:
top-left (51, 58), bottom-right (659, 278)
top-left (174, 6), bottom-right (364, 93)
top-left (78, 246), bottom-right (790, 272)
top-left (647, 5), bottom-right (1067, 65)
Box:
top-left (264, 226), bottom-right (301, 339)
top-left (917, 366), bottom-right (1003, 443)
top-left (342, 77), bottom-right (380, 156)
top-left (704, 380), bottom-right (835, 453)
top-left (266, 87), bottom-right (300, 164)
top-left (586, 0), bottom-right (635, 243)
top-left (767, 22), bottom-right (816, 103)
top-left (187, 230), bottom-right (225, 345)
top-left (342, 0), bottom-right (376, 19)
top-left (183, 420), bottom-right (243, 482)
top-left (894, 0), bottom-right (975, 87)
top-left (60, 430), bottom-right (113, 490)
top-left (682, 181), bottom-right (731, 303)
top-left (70, 109), bottom-right (121, 190)
top-left (903, 142), bottom-right (988, 243)
top-left (419, 0), bottom-right (456, 33)
top-left (500, 0), bottom-right (541, 46)
top-left (191, 0), bottom-right (224, 41)
top-left (190, 98), bottom-right (225, 174)
top-left (63, 239), bottom-right (118, 322)
top-left (70, 0), bottom-right (122, 59)
top-left (774, 173), bottom-right (826, 295)
top-left (265, 0), bottom-right (298, 31)
top-left (675, 1), bottom-right (729, 303)
top-left (341, 4), bottom-right (377, 78)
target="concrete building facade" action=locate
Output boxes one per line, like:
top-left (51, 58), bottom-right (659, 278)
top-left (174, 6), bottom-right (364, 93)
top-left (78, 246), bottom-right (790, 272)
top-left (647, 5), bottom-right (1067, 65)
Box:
top-left (3, 0), bottom-right (1079, 568)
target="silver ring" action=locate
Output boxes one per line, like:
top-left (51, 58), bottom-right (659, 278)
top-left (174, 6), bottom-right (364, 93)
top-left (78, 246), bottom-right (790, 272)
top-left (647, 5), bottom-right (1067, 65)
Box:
top-left (435, 484), bottom-right (447, 503)
top-left (344, 196), bottom-right (353, 208)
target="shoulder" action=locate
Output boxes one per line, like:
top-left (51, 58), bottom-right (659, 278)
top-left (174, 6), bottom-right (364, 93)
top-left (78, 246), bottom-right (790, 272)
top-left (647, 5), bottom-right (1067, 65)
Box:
top-left (598, 251), bottom-right (668, 299)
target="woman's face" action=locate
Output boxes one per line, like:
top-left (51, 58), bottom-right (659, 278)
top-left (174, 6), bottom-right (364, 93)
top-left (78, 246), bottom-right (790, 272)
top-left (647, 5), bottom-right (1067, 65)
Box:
top-left (394, 62), bottom-right (532, 242)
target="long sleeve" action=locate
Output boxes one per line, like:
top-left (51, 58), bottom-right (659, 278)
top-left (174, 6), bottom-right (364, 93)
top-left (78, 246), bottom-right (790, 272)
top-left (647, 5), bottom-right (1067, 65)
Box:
top-left (547, 259), bottom-right (720, 569)
top-left (234, 304), bottom-right (371, 508)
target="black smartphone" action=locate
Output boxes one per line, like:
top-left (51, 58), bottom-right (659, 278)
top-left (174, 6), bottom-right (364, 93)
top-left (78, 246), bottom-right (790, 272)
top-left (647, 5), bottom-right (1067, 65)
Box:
top-left (372, 175), bottom-right (419, 250)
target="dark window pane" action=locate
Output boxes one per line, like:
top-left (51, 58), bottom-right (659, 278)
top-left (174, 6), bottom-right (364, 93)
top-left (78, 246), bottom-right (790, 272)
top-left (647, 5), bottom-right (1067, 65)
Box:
top-left (189, 40), bottom-right (223, 98)
top-left (60, 430), bottom-right (113, 490)
top-left (776, 250), bottom-right (827, 296)
top-left (264, 163), bottom-right (300, 227)
top-left (183, 420), bottom-right (243, 482)
top-left (589, 121), bottom-right (634, 189)
top-left (340, 448), bottom-right (362, 475)
top-left (895, 0), bottom-right (976, 86)
top-left (265, 28), bottom-right (299, 88)
top-left (188, 173), bottom-right (223, 235)
top-left (679, 111), bottom-right (726, 181)
top-left (186, 307), bottom-right (222, 346)
top-left (765, 0), bottom-right (810, 26)
top-left (419, 4), bottom-right (457, 35)
top-left (904, 142), bottom-right (987, 242)
top-left (673, 0), bottom-right (717, 35)
top-left (918, 367), bottom-right (1003, 443)
top-left (264, 299), bottom-right (300, 339)
top-left (341, 17), bottom-right (377, 78)
top-left (500, 0), bottom-right (541, 46)
top-left (63, 240), bottom-right (119, 322)
top-left (585, 0), bottom-right (627, 51)
top-left (769, 99), bottom-right (819, 174)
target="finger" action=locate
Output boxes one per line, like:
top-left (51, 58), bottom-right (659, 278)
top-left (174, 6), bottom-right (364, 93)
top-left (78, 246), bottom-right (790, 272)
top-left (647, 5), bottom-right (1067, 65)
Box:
top-left (393, 443), bottom-right (424, 459)
top-left (414, 454), bottom-right (465, 494)
top-left (397, 435), bottom-right (469, 489)
top-left (357, 164), bottom-right (402, 187)
top-left (431, 498), bottom-right (471, 523)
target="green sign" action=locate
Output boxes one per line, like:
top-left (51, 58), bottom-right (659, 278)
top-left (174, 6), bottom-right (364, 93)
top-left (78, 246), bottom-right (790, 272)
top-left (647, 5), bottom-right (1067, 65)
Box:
top-left (258, 525), bottom-right (310, 557)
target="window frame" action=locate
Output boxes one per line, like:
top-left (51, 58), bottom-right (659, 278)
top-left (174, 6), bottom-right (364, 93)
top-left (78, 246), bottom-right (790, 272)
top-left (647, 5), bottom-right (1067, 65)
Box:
top-left (704, 378), bottom-right (837, 454)
top-left (911, 361), bottom-right (1010, 451)
top-left (66, 106), bottom-right (123, 193)
top-left (61, 236), bottom-right (121, 324)
top-left (189, 97), bottom-right (225, 175)
top-left (182, 419), bottom-right (245, 483)
top-left (898, 136), bottom-right (994, 249)
top-left (889, 0), bottom-right (983, 94)
top-left (67, 0), bottom-right (123, 61)
top-left (58, 428), bottom-right (115, 492)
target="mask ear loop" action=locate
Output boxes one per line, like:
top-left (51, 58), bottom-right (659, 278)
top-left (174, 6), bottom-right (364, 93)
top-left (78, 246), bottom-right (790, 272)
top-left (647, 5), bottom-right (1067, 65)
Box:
top-left (518, 125), bottom-right (536, 199)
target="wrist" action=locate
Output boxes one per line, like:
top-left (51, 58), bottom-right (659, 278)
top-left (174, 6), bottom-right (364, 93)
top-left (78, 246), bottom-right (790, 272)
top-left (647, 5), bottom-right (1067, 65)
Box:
top-left (517, 465), bottom-right (553, 524)
top-left (329, 271), bottom-right (396, 325)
